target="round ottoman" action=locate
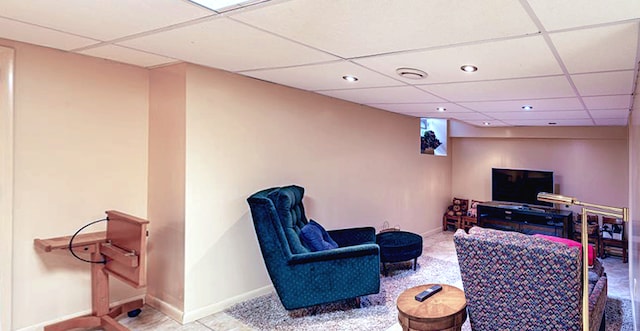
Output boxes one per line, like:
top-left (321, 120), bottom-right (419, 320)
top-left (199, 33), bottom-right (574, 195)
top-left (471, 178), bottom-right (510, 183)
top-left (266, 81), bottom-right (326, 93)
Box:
top-left (376, 230), bottom-right (423, 276)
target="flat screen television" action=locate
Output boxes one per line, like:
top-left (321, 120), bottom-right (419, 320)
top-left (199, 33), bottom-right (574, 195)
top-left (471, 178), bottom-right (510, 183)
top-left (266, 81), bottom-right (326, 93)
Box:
top-left (491, 168), bottom-right (554, 207)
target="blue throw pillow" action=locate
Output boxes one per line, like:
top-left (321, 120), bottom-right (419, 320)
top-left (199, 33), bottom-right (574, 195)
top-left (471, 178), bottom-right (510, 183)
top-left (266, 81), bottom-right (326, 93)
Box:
top-left (300, 220), bottom-right (339, 251)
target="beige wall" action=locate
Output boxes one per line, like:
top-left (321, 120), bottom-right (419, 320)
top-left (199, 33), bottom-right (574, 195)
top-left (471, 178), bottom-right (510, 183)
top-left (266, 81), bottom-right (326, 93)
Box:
top-left (630, 74), bottom-right (639, 329)
top-left (0, 45), bottom-right (14, 331)
top-left (450, 126), bottom-right (629, 212)
top-left (451, 122), bottom-right (635, 330)
top-left (6, 36), bottom-right (634, 329)
top-left (147, 64), bottom-right (187, 319)
top-left (179, 64), bottom-right (451, 319)
top-left (3, 40), bottom-right (149, 329)
top-left (3, 40), bottom-right (452, 328)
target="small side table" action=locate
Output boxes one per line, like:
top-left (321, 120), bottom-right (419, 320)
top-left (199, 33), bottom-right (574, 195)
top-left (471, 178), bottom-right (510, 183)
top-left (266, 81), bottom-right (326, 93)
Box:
top-left (397, 284), bottom-right (467, 331)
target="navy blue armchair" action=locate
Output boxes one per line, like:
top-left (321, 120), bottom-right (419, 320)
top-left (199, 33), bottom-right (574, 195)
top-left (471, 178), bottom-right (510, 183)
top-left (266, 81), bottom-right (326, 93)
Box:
top-left (247, 185), bottom-right (380, 310)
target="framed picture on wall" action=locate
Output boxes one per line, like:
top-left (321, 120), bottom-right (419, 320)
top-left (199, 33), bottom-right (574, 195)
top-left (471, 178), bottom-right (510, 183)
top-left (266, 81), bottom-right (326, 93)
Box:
top-left (420, 118), bottom-right (447, 156)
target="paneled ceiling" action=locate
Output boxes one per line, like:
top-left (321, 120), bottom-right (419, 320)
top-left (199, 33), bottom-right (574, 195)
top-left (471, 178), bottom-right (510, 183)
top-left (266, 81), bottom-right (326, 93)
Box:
top-left (1, 0), bottom-right (639, 127)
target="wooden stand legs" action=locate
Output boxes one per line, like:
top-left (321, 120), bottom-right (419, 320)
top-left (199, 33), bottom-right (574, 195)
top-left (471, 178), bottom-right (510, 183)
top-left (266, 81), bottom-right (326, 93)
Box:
top-left (44, 245), bottom-right (143, 331)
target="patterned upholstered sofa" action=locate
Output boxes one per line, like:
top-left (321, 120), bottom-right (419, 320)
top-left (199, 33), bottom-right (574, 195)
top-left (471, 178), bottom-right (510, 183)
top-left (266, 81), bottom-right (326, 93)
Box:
top-left (454, 227), bottom-right (607, 331)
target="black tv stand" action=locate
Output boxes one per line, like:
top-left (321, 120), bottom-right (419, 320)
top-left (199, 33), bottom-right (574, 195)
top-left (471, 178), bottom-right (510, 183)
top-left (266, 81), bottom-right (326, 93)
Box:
top-left (477, 201), bottom-right (573, 238)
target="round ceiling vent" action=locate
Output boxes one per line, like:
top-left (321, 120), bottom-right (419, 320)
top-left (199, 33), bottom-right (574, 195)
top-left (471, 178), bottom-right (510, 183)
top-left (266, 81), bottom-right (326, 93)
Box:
top-left (396, 67), bottom-right (428, 80)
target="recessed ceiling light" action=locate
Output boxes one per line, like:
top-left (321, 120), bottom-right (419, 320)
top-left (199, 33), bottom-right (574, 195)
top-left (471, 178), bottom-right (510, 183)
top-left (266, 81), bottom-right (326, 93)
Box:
top-left (522, 105), bottom-right (533, 110)
top-left (342, 75), bottom-right (358, 82)
top-left (461, 65), bottom-right (478, 73)
top-left (436, 107), bottom-right (446, 112)
top-left (396, 67), bottom-right (428, 80)
top-left (483, 121), bottom-right (491, 126)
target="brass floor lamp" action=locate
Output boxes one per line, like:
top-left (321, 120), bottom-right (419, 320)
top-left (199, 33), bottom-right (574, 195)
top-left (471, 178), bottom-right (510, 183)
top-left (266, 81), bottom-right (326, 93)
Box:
top-left (537, 192), bottom-right (628, 331)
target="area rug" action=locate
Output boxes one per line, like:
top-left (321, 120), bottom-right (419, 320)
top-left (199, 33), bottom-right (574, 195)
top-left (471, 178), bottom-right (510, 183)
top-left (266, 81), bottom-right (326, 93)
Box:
top-left (606, 296), bottom-right (634, 331)
top-left (225, 255), bottom-right (633, 331)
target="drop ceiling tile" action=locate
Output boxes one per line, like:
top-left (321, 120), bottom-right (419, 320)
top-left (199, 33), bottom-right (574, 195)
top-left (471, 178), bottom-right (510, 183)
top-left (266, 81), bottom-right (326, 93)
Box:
top-left (230, 0), bottom-right (539, 58)
top-left (240, 61), bottom-right (403, 91)
top-left (0, 0), bottom-right (635, 129)
top-left (354, 35), bottom-right (562, 83)
top-left (550, 22), bottom-right (638, 74)
top-left (317, 86), bottom-right (445, 105)
top-left (420, 76), bottom-right (575, 102)
top-left (583, 95), bottom-right (633, 110)
top-left (369, 103), bottom-right (473, 114)
top-left (459, 97), bottom-right (583, 112)
top-left (465, 120), bottom-right (510, 127)
top-left (78, 45), bottom-right (177, 67)
top-left (415, 113), bottom-right (449, 119)
top-left (484, 110), bottom-right (590, 120)
top-left (504, 119), bottom-right (595, 126)
top-left (119, 17), bottom-right (338, 71)
top-left (402, 112), bottom-right (472, 121)
top-left (588, 109), bottom-right (630, 119)
top-left (593, 118), bottom-right (628, 126)
top-left (0, 0), bottom-right (214, 41)
top-left (406, 112), bottom-right (447, 119)
top-left (0, 17), bottom-right (97, 51)
top-left (572, 71), bottom-right (636, 96)
top-left (445, 112), bottom-right (493, 121)
top-left (527, 0), bottom-right (640, 31)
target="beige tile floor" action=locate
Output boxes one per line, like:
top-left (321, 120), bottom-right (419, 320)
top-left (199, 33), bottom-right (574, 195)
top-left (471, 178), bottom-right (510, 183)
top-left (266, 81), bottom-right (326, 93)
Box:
top-left (115, 230), bottom-right (631, 330)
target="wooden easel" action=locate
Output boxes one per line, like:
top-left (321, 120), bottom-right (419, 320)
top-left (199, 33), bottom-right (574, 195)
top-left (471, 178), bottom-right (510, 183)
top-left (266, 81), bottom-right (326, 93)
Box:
top-left (34, 211), bottom-right (149, 331)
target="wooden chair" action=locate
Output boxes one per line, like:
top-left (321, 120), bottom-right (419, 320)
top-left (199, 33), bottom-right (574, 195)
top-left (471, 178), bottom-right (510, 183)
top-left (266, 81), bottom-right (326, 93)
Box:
top-left (461, 200), bottom-right (481, 232)
top-left (601, 216), bottom-right (628, 263)
top-left (573, 214), bottom-right (602, 258)
top-left (442, 198), bottom-right (468, 231)
top-left (442, 214), bottom-right (462, 231)
top-left (461, 215), bottom-right (477, 232)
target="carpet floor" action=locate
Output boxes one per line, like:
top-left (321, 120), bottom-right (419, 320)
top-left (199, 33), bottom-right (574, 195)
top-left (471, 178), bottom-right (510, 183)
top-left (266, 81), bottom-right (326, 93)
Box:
top-left (224, 234), bottom-right (633, 331)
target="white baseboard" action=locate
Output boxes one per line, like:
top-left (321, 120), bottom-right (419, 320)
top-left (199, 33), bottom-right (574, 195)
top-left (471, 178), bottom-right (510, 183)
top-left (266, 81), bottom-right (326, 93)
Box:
top-left (182, 285), bottom-right (274, 323)
top-left (144, 294), bottom-right (184, 323)
top-left (16, 294), bottom-right (145, 331)
top-left (145, 285), bottom-right (274, 325)
top-left (421, 226), bottom-right (444, 237)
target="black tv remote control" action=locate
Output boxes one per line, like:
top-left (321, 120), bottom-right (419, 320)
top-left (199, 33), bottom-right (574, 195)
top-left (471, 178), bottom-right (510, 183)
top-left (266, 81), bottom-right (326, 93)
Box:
top-left (415, 285), bottom-right (442, 302)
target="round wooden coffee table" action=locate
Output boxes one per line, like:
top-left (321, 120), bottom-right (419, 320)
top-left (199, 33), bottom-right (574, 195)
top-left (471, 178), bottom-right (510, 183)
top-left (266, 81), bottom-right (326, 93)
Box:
top-left (397, 284), bottom-right (467, 331)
